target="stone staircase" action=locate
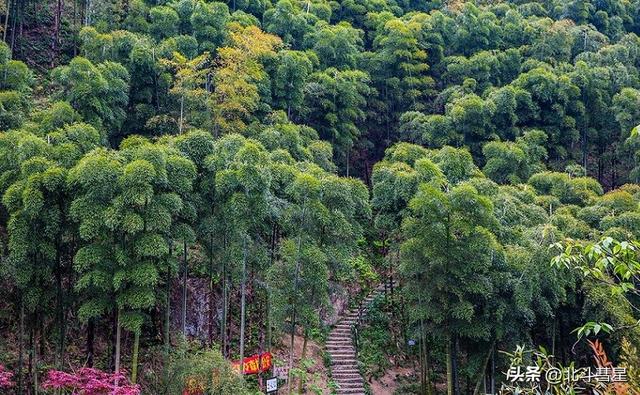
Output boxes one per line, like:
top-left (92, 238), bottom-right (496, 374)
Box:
top-left (326, 280), bottom-right (396, 395)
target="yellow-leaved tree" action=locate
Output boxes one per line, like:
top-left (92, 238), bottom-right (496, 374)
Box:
top-left (210, 23), bottom-right (281, 135)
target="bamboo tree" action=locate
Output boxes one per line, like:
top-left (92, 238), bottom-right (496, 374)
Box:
top-left (131, 329), bottom-right (140, 383)
top-left (182, 239), bottom-right (188, 337)
top-left (239, 234), bottom-right (248, 373)
top-left (69, 137), bottom-right (196, 378)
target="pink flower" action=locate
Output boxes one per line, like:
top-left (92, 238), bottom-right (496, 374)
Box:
top-left (0, 365), bottom-right (14, 388)
top-left (42, 367), bottom-right (140, 395)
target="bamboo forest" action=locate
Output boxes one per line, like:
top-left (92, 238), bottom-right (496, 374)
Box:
top-left (2, 0), bottom-right (640, 394)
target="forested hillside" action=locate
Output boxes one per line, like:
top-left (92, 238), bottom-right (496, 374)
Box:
top-left (0, 0), bottom-right (639, 394)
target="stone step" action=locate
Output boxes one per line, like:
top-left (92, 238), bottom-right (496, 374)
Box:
top-left (334, 370), bottom-right (360, 375)
top-left (330, 336), bottom-right (351, 341)
top-left (333, 373), bottom-right (361, 379)
top-left (335, 325), bottom-right (353, 330)
top-left (344, 310), bottom-right (367, 317)
top-left (330, 351), bottom-right (356, 355)
top-left (337, 381), bottom-right (366, 388)
top-left (330, 349), bottom-right (356, 354)
top-left (332, 365), bottom-right (360, 371)
top-left (326, 340), bottom-right (352, 345)
top-left (329, 352), bottom-right (356, 357)
top-left (334, 379), bottom-right (363, 386)
top-left (333, 324), bottom-right (354, 330)
top-left (333, 372), bottom-right (360, 378)
top-left (332, 359), bottom-right (357, 365)
top-left (335, 387), bottom-right (366, 394)
top-left (334, 377), bottom-right (364, 383)
top-left (327, 349), bottom-right (355, 355)
top-left (335, 382), bottom-right (364, 388)
top-left (335, 378), bottom-right (363, 384)
top-left (331, 354), bottom-right (356, 363)
top-left (326, 338), bottom-right (352, 343)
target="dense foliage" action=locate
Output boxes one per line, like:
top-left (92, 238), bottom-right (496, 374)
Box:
top-left (0, 0), bottom-right (639, 394)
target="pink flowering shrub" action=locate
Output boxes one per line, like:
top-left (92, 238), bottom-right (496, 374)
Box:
top-left (0, 365), bottom-right (14, 388)
top-left (42, 368), bottom-right (140, 395)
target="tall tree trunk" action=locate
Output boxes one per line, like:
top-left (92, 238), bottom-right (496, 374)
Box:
top-left (288, 227), bottom-right (305, 395)
top-left (551, 317), bottom-right (556, 356)
top-left (39, 315), bottom-right (45, 365)
top-left (208, 233), bottom-right (215, 346)
top-left (55, 245), bottom-right (65, 368)
top-left (221, 234), bottom-right (228, 357)
top-left (419, 317), bottom-right (433, 395)
top-left (265, 290), bottom-right (271, 352)
top-left (452, 336), bottom-right (460, 395)
top-left (346, 148), bottom-right (350, 178)
top-left (3, 0), bottom-right (10, 42)
top-left (28, 323), bottom-right (34, 394)
top-left (473, 341), bottom-right (495, 395)
top-left (9, 0), bottom-right (16, 52)
top-left (287, 304), bottom-right (297, 395)
top-left (16, 0), bottom-right (22, 56)
top-left (239, 235), bottom-right (248, 373)
top-left (131, 330), bottom-right (140, 383)
top-left (297, 329), bottom-right (309, 394)
top-left (288, 205), bottom-right (307, 395)
top-left (87, 318), bottom-right (95, 367)
top-left (17, 296), bottom-right (24, 395)
top-left (490, 343), bottom-right (496, 395)
top-left (446, 336), bottom-right (453, 395)
top-left (84, 0), bottom-right (91, 26)
top-left (32, 314), bottom-right (39, 395)
top-left (165, 242), bottom-right (172, 355)
top-left (611, 151), bottom-right (617, 189)
top-left (582, 126), bottom-right (588, 171)
top-left (221, 259), bottom-right (227, 356)
top-left (51, 0), bottom-right (63, 67)
top-left (115, 310), bottom-right (121, 375)
top-left (182, 240), bottom-right (188, 337)
top-left (72, 0), bottom-right (77, 55)
top-left (179, 95), bottom-right (185, 134)
top-left (418, 331), bottom-right (425, 394)
top-left (266, 223), bottom-right (277, 352)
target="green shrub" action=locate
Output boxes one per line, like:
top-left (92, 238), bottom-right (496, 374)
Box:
top-left (142, 341), bottom-right (254, 395)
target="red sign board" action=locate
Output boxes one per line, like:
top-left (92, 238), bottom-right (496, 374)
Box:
top-left (231, 352), bottom-right (272, 375)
